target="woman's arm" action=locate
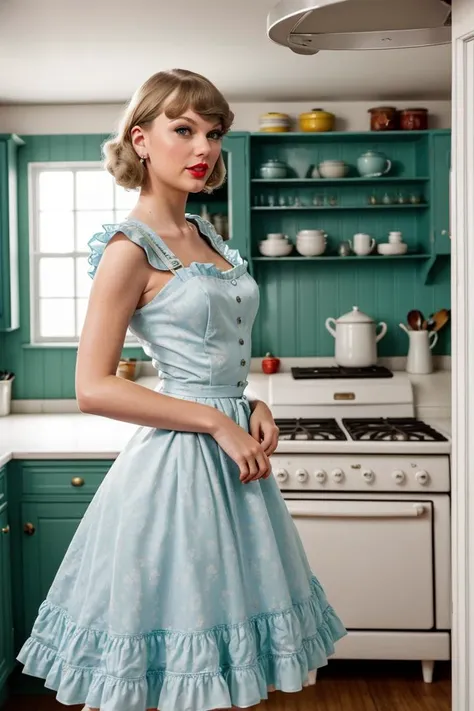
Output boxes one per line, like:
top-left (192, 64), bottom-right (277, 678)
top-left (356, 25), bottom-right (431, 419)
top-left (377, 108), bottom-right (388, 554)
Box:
top-left (76, 234), bottom-right (221, 434)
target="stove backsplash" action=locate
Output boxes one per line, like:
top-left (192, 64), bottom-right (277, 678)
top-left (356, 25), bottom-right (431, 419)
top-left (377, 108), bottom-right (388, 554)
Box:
top-left (251, 259), bottom-right (451, 358)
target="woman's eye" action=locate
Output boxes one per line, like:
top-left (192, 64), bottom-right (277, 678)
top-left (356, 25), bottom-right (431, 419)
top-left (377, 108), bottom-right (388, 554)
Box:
top-left (209, 130), bottom-right (223, 140)
top-left (175, 126), bottom-right (191, 136)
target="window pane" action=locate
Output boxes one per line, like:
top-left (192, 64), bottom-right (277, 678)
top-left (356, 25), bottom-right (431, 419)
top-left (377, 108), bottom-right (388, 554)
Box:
top-left (39, 211), bottom-right (74, 253)
top-left (39, 171), bottom-right (73, 211)
top-left (76, 257), bottom-right (92, 298)
top-left (115, 210), bottom-right (130, 223)
top-left (77, 298), bottom-right (89, 336)
top-left (40, 299), bottom-right (75, 338)
top-left (39, 258), bottom-right (74, 297)
top-left (115, 184), bottom-right (138, 210)
top-left (76, 170), bottom-right (113, 210)
top-left (76, 210), bottom-right (114, 252)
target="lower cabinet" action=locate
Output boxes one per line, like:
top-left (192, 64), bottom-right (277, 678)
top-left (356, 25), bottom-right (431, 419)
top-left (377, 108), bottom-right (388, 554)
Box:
top-left (0, 504), bottom-right (13, 695)
top-left (0, 459), bottom-right (113, 703)
top-left (21, 501), bottom-right (91, 637)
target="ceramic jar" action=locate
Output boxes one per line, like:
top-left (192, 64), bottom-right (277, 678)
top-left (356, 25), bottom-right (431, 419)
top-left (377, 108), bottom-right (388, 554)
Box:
top-left (298, 108), bottom-right (335, 132)
top-left (325, 306), bottom-right (387, 368)
top-left (259, 112), bottom-right (291, 133)
top-left (368, 106), bottom-right (399, 131)
top-left (399, 108), bottom-right (428, 131)
top-left (357, 150), bottom-right (392, 178)
top-left (258, 159), bottom-right (289, 179)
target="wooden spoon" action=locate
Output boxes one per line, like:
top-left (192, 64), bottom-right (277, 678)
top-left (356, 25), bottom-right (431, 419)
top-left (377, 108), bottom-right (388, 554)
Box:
top-left (427, 308), bottom-right (450, 332)
top-left (407, 309), bottom-right (424, 330)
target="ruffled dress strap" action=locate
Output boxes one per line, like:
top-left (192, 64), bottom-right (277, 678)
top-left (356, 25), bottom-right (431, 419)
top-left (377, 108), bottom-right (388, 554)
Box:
top-left (87, 221), bottom-right (184, 280)
top-left (186, 214), bottom-right (246, 270)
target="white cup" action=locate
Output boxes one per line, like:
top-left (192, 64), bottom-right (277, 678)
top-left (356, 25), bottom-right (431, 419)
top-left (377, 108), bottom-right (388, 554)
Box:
top-left (388, 231), bottom-right (403, 244)
top-left (350, 233), bottom-right (375, 256)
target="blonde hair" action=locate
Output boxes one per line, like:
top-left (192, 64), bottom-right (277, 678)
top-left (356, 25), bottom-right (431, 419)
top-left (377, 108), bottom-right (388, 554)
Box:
top-left (103, 69), bottom-right (234, 193)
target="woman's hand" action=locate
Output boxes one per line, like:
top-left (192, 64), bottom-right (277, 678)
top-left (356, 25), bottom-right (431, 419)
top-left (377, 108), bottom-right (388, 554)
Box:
top-left (249, 400), bottom-right (280, 458)
top-left (211, 414), bottom-right (272, 483)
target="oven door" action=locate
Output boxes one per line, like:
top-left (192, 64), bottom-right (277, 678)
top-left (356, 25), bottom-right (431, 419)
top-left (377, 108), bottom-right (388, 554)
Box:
top-left (286, 498), bottom-right (434, 629)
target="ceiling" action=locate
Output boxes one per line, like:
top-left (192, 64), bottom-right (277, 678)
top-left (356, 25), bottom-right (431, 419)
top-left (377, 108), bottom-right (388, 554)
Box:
top-left (0, 0), bottom-right (452, 104)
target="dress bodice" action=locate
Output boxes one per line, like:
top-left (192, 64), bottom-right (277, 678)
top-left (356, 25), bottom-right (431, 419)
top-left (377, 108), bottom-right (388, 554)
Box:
top-left (88, 216), bottom-right (259, 391)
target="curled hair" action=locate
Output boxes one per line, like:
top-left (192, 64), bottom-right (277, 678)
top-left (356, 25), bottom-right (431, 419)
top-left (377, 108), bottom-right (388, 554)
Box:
top-left (103, 69), bottom-right (234, 193)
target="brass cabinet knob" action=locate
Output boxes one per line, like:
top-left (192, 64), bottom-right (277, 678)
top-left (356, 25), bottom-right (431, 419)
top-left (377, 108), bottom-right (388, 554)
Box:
top-left (23, 522), bottom-right (36, 536)
top-left (71, 477), bottom-right (85, 487)
top-left (1, 525), bottom-right (10, 534)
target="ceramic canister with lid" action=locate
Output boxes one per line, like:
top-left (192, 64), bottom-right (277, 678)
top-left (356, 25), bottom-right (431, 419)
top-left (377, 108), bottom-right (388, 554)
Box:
top-left (325, 306), bottom-right (388, 367)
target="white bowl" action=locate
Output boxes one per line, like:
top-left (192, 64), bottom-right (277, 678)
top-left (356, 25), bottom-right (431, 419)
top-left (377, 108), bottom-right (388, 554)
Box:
top-left (377, 242), bottom-right (408, 256)
top-left (296, 242), bottom-right (326, 257)
top-left (259, 240), bottom-right (293, 257)
top-left (318, 160), bottom-right (349, 179)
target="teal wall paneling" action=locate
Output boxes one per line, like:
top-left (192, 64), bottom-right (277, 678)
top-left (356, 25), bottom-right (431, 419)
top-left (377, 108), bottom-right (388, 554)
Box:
top-left (251, 257), bottom-right (450, 357)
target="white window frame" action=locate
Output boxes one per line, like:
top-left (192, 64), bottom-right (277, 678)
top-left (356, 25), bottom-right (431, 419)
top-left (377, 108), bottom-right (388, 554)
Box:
top-left (28, 161), bottom-right (138, 346)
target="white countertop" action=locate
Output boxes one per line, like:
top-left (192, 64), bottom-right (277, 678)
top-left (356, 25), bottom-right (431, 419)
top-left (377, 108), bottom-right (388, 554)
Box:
top-left (0, 369), bottom-right (451, 467)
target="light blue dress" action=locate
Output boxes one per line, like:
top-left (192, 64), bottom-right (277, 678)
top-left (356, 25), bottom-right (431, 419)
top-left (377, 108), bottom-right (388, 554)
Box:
top-left (17, 216), bottom-right (346, 711)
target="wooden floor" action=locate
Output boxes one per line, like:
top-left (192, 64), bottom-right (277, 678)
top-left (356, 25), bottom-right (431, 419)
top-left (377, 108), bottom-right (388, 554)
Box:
top-left (4, 661), bottom-right (451, 711)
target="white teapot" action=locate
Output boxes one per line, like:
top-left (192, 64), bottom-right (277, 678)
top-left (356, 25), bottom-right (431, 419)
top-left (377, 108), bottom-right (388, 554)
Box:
top-left (325, 306), bottom-right (387, 368)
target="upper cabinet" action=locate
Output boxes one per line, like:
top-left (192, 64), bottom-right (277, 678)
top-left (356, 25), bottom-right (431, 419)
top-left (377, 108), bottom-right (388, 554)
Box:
top-left (0, 134), bottom-right (24, 332)
top-left (185, 132), bottom-right (249, 260)
top-left (430, 130), bottom-right (451, 256)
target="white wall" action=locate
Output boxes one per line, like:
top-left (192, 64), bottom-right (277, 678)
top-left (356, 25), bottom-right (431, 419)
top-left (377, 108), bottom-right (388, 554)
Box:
top-left (0, 100), bottom-right (451, 135)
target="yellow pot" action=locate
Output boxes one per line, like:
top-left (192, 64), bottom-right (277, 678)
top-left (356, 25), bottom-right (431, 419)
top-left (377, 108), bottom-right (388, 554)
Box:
top-left (299, 108), bottom-right (335, 132)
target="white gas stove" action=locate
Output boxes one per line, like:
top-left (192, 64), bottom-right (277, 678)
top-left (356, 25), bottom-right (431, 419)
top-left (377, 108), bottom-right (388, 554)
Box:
top-left (266, 365), bottom-right (451, 683)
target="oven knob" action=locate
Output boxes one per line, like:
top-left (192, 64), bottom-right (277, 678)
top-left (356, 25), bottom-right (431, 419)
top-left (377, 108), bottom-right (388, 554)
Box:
top-left (415, 470), bottom-right (430, 486)
top-left (315, 469), bottom-right (327, 483)
top-left (392, 469), bottom-right (406, 484)
top-left (296, 468), bottom-right (309, 483)
top-left (275, 468), bottom-right (289, 483)
top-left (362, 469), bottom-right (375, 483)
top-left (331, 468), bottom-right (345, 483)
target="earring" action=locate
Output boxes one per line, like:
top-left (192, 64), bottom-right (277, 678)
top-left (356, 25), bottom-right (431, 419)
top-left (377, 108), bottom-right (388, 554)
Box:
top-left (140, 155), bottom-right (147, 165)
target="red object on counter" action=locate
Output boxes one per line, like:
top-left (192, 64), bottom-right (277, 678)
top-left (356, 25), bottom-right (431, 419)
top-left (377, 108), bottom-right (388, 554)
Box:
top-left (261, 352), bottom-right (280, 374)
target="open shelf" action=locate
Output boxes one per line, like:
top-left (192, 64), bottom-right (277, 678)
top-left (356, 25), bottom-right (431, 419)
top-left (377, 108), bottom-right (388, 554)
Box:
top-left (251, 177), bottom-right (430, 184)
top-left (251, 204), bottom-right (428, 211)
top-left (252, 254), bottom-right (431, 262)
top-left (250, 130), bottom-right (430, 141)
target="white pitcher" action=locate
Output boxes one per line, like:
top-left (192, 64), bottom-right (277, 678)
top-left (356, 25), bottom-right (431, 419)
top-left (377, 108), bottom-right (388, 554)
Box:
top-left (400, 324), bottom-right (438, 374)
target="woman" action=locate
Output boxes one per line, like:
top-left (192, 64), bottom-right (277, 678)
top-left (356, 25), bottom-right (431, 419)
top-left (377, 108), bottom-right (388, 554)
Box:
top-left (17, 68), bottom-right (346, 711)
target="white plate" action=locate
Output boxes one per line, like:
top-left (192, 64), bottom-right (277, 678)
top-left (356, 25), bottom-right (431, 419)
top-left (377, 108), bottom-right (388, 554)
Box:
top-left (377, 242), bottom-right (408, 256)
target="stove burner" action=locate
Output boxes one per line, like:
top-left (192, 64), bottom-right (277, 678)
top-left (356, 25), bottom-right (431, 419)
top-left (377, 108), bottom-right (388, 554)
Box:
top-left (343, 417), bottom-right (448, 442)
top-left (275, 418), bottom-right (347, 441)
top-left (291, 365), bottom-right (393, 380)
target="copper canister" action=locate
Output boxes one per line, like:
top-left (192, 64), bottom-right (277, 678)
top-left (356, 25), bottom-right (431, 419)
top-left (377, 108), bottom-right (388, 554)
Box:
top-left (368, 106), bottom-right (399, 131)
top-left (400, 108), bottom-right (428, 130)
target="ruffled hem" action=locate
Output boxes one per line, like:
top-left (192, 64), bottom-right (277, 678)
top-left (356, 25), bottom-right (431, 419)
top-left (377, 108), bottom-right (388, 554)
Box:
top-left (17, 576), bottom-right (346, 711)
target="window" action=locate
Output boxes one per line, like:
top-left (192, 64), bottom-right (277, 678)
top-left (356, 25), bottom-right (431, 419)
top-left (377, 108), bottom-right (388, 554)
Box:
top-left (29, 162), bottom-right (138, 345)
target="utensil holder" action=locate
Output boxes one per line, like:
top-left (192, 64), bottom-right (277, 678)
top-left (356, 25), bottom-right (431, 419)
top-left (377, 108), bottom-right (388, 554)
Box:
top-left (0, 377), bottom-right (14, 416)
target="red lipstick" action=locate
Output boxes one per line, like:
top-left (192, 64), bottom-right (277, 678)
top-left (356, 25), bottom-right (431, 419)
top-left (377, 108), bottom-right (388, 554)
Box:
top-left (187, 162), bottom-right (208, 179)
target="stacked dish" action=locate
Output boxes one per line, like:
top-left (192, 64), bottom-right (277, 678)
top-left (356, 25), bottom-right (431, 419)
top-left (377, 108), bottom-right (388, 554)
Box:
top-left (258, 233), bottom-right (293, 257)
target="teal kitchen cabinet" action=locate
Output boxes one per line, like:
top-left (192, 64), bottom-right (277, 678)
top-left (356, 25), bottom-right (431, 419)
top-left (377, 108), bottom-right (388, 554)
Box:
top-left (185, 133), bottom-right (250, 260)
top-left (222, 133), bottom-right (250, 259)
top-left (0, 469), bottom-right (14, 699)
top-left (20, 501), bottom-right (90, 639)
top-left (0, 134), bottom-right (24, 332)
top-left (431, 130), bottom-right (451, 255)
